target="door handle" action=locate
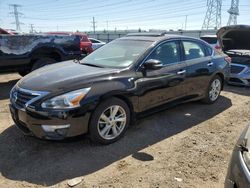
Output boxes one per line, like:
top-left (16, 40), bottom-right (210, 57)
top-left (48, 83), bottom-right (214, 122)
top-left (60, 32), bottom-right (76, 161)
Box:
top-left (177, 70), bottom-right (186, 75)
top-left (207, 62), bottom-right (213, 66)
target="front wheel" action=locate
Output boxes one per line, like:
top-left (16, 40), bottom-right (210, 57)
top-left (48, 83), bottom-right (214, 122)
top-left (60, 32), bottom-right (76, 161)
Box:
top-left (202, 75), bottom-right (222, 104)
top-left (89, 98), bottom-right (130, 144)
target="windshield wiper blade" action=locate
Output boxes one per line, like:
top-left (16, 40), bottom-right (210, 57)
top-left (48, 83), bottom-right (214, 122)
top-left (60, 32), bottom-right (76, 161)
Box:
top-left (81, 62), bottom-right (104, 68)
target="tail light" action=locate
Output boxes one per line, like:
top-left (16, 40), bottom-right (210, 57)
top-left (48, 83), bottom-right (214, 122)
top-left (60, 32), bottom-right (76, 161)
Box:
top-left (215, 44), bottom-right (221, 50)
top-left (225, 56), bottom-right (231, 64)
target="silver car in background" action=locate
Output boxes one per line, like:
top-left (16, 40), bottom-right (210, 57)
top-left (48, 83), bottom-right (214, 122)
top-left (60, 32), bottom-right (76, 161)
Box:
top-left (217, 25), bottom-right (250, 87)
top-left (225, 124), bottom-right (250, 188)
top-left (89, 38), bottom-right (106, 50)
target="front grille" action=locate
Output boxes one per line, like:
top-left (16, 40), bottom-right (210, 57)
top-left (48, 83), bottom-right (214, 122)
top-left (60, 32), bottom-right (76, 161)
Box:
top-left (230, 65), bottom-right (245, 74)
top-left (15, 89), bottom-right (39, 108)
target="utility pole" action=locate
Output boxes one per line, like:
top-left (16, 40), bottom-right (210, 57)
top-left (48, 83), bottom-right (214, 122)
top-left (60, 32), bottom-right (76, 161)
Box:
top-left (30, 24), bottom-right (34, 33)
top-left (9, 4), bottom-right (23, 31)
top-left (227, 0), bottom-right (239, 25)
top-left (106, 21), bottom-right (109, 32)
top-left (184, 15), bottom-right (188, 30)
top-left (91, 17), bottom-right (97, 34)
top-left (202, 0), bottom-right (222, 30)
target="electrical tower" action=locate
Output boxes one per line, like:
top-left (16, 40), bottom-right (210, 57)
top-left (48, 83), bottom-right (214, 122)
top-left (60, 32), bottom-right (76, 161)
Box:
top-left (202, 0), bottom-right (222, 30)
top-left (9, 4), bottom-right (23, 31)
top-left (227, 0), bottom-right (239, 25)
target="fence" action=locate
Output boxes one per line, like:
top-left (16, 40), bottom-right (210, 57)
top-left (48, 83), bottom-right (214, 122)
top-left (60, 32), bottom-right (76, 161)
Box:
top-left (87, 30), bottom-right (217, 43)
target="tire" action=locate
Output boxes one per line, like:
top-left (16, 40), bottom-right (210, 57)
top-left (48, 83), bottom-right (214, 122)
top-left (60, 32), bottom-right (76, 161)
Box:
top-left (31, 58), bottom-right (56, 71)
top-left (89, 97), bottom-right (130, 144)
top-left (202, 75), bottom-right (222, 104)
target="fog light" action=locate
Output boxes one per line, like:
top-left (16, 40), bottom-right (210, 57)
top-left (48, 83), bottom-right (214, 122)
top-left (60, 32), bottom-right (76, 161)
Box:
top-left (41, 124), bottom-right (70, 132)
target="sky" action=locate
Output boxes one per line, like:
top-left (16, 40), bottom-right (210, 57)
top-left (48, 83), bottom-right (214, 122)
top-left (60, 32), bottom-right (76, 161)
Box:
top-left (0, 0), bottom-right (249, 32)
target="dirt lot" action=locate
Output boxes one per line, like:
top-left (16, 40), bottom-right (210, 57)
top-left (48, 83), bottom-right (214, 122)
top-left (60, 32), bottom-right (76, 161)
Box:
top-left (0, 73), bottom-right (249, 188)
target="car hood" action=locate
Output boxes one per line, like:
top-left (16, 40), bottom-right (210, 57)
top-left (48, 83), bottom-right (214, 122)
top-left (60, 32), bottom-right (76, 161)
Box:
top-left (217, 25), bottom-right (250, 51)
top-left (17, 61), bottom-right (120, 92)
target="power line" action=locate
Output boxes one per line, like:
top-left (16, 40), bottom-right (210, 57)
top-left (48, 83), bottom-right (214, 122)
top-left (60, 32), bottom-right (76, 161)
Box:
top-left (9, 4), bottom-right (23, 31)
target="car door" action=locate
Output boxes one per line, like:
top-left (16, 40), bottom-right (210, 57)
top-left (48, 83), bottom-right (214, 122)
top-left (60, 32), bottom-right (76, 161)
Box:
top-left (181, 40), bottom-right (215, 97)
top-left (136, 40), bottom-right (188, 111)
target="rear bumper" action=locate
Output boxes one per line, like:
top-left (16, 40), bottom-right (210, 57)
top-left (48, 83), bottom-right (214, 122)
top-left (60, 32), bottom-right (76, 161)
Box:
top-left (9, 103), bottom-right (91, 140)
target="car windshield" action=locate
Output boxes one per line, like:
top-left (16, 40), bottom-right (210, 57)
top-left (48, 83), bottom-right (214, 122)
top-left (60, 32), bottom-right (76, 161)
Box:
top-left (82, 39), bottom-right (153, 68)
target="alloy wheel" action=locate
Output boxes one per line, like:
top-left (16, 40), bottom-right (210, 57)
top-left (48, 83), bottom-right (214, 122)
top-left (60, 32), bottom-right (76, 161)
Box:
top-left (97, 105), bottom-right (127, 140)
top-left (209, 79), bottom-right (221, 101)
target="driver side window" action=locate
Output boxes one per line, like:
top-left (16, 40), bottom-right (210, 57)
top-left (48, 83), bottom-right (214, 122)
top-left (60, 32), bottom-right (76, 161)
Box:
top-left (147, 41), bottom-right (180, 65)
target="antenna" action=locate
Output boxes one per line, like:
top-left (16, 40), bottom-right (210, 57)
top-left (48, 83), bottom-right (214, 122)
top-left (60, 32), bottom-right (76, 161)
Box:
top-left (202, 0), bottom-right (222, 30)
top-left (227, 0), bottom-right (239, 25)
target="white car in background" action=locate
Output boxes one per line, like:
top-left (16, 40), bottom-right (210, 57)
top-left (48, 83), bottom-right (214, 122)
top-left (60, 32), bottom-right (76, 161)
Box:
top-left (89, 38), bottom-right (106, 50)
top-left (200, 35), bottom-right (221, 50)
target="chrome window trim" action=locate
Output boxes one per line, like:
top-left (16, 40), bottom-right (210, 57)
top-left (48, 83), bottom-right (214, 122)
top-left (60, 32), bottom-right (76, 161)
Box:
top-left (136, 38), bottom-right (183, 71)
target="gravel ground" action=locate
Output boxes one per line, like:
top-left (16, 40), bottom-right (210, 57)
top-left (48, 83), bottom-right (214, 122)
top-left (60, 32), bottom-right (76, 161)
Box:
top-left (0, 73), bottom-right (249, 188)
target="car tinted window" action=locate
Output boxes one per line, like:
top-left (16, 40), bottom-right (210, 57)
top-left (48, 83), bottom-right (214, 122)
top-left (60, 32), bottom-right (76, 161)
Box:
top-left (206, 45), bottom-right (213, 56)
top-left (147, 41), bottom-right (180, 65)
top-left (90, 39), bottom-right (99, 43)
top-left (200, 37), bottom-right (217, 44)
top-left (183, 41), bottom-right (205, 60)
top-left (82, 39), bottom-right (153, 68)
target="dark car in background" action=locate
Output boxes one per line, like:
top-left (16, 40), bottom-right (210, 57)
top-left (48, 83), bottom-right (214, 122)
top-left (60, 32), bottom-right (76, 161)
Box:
top-left (217, 25), bottom-right (250, 86)
top-left (0, 33), bottom-right (82, 76)
top-left (9, 33), bottom-right (230, 144)
top-left (46, 32), bottom-right (93, 54)
top-left (225, 124), bottom-right (250, 188)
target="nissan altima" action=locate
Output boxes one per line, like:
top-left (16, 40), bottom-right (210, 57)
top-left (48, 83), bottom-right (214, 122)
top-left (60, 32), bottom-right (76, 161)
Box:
top-left (9, 33), bottom-right (230, 144)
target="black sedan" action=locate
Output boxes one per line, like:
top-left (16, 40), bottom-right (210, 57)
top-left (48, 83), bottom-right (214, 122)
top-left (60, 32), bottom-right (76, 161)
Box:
top-left (9, 33), bottom-right (230, 144)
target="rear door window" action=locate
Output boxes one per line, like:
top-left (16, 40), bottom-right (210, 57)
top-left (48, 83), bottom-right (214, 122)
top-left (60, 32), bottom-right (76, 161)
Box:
top-left (182, 41), bottom-right (205, 60)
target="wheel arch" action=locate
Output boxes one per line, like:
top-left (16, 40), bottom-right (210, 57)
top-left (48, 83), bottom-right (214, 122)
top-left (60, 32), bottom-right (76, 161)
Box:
top-left (87, 93), bottom-right (135, 133)
top-left (215, 72), bottom-right (225, 90)
top-left (30, 47), bottom-right (62, 65)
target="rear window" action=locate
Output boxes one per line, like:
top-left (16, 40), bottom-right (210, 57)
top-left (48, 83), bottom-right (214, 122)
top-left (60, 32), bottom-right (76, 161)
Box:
top-left (200, 37), bottom-right (217, 44)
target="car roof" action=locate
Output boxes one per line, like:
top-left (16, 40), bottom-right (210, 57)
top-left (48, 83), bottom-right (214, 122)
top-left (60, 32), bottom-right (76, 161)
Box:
top-left (45, 31), bottom-right (87, 36)
top-left (200, 35), bottom-right (217, 38)
top-left (120, 33), bottom-right (204, 43)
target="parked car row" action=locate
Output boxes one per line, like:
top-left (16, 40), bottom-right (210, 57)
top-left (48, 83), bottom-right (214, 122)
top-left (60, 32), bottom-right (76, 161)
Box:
top-left (200, 25), bottom-right (250, 87)
top-left (0, 28), bottom-right (106, 76)
top-left (1, 26), bottom-right (249, 187)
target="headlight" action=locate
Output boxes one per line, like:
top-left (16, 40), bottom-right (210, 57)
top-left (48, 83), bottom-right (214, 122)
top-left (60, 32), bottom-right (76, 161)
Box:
top-left (242, 125), bottom-right (250, 170)
top-left (41, 88), bottom-right (90, 109)
top-left (244, 67), bottom-right (250, 74)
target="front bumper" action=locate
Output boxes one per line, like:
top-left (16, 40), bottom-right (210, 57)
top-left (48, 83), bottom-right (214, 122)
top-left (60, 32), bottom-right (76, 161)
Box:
top-left (228, 76), bottom-right (250, 86)
top-left (228, 63), bottom-right (250, 86)
top-left (225, 151), bottom-right (250, 188)
top-left (225, 125), bottom-right (250, 188)
top-left (9, 103), bottom-right (91, 140)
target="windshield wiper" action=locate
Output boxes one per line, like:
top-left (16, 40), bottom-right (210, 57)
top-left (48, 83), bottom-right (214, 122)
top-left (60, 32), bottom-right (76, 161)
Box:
top-left (81, 62), bottom-right (104, 68)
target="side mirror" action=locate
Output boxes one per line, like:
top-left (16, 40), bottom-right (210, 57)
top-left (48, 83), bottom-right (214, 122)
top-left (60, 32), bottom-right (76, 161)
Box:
top-left (144, 59), bottom-right (163, 70)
